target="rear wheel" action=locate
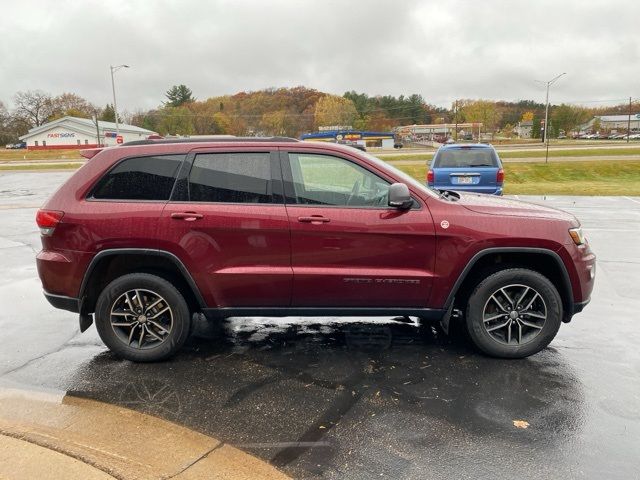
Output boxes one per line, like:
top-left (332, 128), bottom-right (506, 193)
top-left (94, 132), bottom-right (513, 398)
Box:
top-left (465, 268), bottom-right (562, 358)
top-left (95, 273), bottom-right (191, 362)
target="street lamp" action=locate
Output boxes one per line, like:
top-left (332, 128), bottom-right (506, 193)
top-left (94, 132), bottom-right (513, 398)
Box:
top-left (535, 72), bottom-right (566, 164)
top-left (109, 64), bottom-right (129, 136)
top-left (538, 72), bottom-right (566, 144)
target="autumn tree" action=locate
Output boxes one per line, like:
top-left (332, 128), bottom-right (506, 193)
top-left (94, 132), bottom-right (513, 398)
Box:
top-left (314, 95), bottom-right (357, 128)
top-left (0, 101), bottom-right (18, 144)
top-left (49, 93), bottom-right (96, 120)
top-left (459, 100), bottom-right (502, 132)
top-left (521, 111), bottom-right (535, 122)
top-left (165, 85), bottom-right (195, 107)
top-left (260, 110), bottom-right (298, 136)
top-left (156, 106), bottom-right (194, 135)
top-left (551, 104), bottom-right (590, 135)
top-left (13, 90), bottom-right (55, 127)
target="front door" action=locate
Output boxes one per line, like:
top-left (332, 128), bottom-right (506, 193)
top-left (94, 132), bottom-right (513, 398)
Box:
top-left (159, 148), bottom-right (292, 308)
top-left (282, 150), bottom-right (436, 308)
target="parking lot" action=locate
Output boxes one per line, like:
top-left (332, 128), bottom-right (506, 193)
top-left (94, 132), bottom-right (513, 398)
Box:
top-left (0, 171), bottom-right (639, 479)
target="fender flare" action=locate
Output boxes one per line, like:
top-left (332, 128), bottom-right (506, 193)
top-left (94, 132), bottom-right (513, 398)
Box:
top-left (443, 247), bottom-right (574, 311)
top-left (78, 248), bottom-right (207, 309)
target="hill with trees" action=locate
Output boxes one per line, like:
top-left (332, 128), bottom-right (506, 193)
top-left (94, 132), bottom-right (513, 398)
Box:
top-left (1, 85), bottom-right (637, 144)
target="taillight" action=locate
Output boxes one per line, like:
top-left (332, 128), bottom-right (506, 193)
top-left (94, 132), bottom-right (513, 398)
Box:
top-left (36, 209), bottom-right (64, 236)
top-left (427, 169), bottom-right (434, 184)
top-left (80, 148), bottom-right (103, 159)
top-left (496, 168), bottom-right (504, 183)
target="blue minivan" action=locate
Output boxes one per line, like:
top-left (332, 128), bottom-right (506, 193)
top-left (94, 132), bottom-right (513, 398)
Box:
top-left (427, 143), bottom-right (504, 195)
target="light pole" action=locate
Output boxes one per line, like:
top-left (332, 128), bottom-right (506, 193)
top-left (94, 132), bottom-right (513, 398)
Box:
top-left (540, 72), bottom-right (566, 143)
top-left (110, 64), bottom-right (129, 136)
top-left (537, 72), bottom-right (566, 163)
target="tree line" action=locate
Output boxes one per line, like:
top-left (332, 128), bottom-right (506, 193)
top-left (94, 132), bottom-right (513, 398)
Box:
top-left (1, 85), bottom-right (636, 144)
top-left (0, 91), bottom-right (117, 145)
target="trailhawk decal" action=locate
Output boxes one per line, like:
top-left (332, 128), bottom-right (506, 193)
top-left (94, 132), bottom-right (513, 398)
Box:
top-left (343, 278), bottom-right (421, 285)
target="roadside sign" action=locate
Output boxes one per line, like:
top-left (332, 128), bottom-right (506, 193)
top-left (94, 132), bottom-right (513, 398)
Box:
top-left (116, 135), bottom-right (123, 144)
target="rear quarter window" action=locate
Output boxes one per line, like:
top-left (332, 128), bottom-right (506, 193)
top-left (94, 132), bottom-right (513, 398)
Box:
top-left (90, 155), bottom-right (184, 201)
top-left (434, 149), bottom-right (498, 168)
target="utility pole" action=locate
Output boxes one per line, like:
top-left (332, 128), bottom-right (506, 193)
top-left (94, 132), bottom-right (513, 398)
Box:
top-left (110, 64), bottom-right (129, 137)
top-left (454, 99), bottom-right (458, 142)
top-left (539, 72), bottom-right (566, 164)
top-left (92, 113), bottom-right (101, 146)
top-left (627, 96), bottom-right (632, 144)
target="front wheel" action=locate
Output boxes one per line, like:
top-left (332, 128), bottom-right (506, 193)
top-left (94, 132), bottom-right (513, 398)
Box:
top-left (465, 268), bottom-right (562, 358)
top-left (95, 273), bottom-right (191, 362)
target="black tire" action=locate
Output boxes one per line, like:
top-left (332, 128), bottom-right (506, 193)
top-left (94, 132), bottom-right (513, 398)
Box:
top-left (465, 268), bottom-right (562, 358)
top-left (95, 273), bottom-right (191, 362)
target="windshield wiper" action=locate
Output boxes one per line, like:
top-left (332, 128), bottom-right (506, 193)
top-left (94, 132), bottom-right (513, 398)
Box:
top-left (438, 189), bottom-right (459, 201)
top-left (469, 164), bottom-right (493, 167)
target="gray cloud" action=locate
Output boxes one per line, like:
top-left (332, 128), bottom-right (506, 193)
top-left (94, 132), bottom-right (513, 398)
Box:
top-left (1, 0), bottom-right (638, 112)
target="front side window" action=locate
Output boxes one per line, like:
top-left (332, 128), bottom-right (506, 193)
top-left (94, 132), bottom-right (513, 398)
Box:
top-left (188, 152), bottom-right (274, 203)
top-left (90, 155), bottom-right (183, 200)
top-left (288, 153), bottom-right (390, 207)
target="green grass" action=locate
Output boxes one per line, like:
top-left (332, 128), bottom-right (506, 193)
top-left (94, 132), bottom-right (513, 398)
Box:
top-left (396, 160), bottom-right (640, 195)
top-left (0, 149), bottom-right (83, 161)
top-left (499, 147), bottom-right (640, 159)
top-left (0, 162), bottom-right (82, 171)
top-left (381, 146), bottom-right (640, 163)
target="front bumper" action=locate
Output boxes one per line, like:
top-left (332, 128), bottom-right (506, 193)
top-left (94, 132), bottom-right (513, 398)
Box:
top-left (572, 298), bottom-right (591, 314)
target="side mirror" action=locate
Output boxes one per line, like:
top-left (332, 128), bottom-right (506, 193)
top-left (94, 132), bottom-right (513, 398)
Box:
top-left (388, 183), bottom-right (413, 209)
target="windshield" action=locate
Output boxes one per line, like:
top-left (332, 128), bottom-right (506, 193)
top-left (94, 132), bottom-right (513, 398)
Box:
top-left (360, 151), bottom-right (440, 198)
top-left (433, 148), bottom-right (498, 168)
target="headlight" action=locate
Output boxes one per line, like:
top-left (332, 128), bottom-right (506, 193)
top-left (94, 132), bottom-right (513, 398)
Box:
top-left (569, 227), bottom-right (586, 245)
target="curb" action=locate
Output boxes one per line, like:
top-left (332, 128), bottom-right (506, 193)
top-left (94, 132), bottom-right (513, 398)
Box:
top-left (0, 385), bottom-right (289, 480)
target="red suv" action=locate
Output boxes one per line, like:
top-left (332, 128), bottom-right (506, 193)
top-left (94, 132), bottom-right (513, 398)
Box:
top-left (36, 138), bottom-right (595, 361)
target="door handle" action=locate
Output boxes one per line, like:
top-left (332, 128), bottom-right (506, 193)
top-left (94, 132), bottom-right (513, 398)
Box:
top-left (171, 212), bottom-right (203, 221)
top-left (298, 215), bottom-right (330, 224)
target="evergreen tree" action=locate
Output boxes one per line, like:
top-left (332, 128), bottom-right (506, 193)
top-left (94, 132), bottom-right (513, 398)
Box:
top-left (165, 85), bottom-right (195, 107)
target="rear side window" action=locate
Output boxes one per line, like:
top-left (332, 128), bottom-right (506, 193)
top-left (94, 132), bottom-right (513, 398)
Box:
top-left (91, 155), bottom-right (183, 200)
top-left (188, 152), bottom-right (274, 203)
top-left (434, 148), bottom-right (498, 168)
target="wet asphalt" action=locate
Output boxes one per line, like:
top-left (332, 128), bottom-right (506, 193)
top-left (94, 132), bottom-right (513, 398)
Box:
top-left (0, 171), bottom-right (639, 479)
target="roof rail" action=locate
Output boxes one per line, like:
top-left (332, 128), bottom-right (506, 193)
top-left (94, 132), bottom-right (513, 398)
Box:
top-left (121, 136), bottom-right (299, 146)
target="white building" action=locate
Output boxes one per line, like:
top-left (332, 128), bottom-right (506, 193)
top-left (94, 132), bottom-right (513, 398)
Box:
top-left (19, 116), bottom-right (157, 150)
top-left (580, 113), bottom-right (640, 133)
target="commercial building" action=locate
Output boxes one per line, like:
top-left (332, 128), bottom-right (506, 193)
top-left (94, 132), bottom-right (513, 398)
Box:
top-left (300, 129), bottom-right (395, 148)
top-left (19, 116), bottom-right (157, 150)
top-left (394, 123), bottom-right (483, 142)
top-left (580, 113), bottom-right (640, 133)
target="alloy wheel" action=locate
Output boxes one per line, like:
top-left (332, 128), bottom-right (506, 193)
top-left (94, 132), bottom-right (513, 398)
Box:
top-left (110, 289), bottom-right (173, 349)
top-left (481, 284), bottom-right (547, 346)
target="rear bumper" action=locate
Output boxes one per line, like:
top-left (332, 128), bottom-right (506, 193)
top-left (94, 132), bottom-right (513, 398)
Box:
top-left (429, 184), bottom-right (503, 195)
top-left (44, 291), bottom-right (79, 313)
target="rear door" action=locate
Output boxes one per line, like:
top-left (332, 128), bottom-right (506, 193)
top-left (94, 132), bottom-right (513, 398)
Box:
top-left (158, 147), bottom-right (292, 308)
top-left (281, 149), bottom-right (436, 308)
top-left (81, 154), bottom-right (185, 251)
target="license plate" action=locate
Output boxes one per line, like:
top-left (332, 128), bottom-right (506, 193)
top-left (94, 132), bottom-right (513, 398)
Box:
top-left (457, 176), bottom-right (473, 184)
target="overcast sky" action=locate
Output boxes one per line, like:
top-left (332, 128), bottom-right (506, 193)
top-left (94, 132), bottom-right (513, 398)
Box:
top-left (1, 0), bottom-right (638, 112)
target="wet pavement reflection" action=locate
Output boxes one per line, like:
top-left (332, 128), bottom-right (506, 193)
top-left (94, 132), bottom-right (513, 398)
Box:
top-left (7, 316), bottom-right (593, 478)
